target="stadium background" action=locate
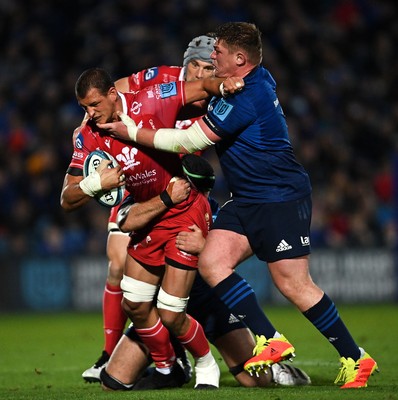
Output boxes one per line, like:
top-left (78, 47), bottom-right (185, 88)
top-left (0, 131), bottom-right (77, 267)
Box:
top-left (0, 0), bottom-right (397, 311)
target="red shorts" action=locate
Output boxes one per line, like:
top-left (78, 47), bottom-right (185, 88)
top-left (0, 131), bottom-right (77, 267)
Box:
top-left (127, 192), bottom-right (211, 270)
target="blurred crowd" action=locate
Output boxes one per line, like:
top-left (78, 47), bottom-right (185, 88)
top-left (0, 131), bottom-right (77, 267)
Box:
top-left (0, 0), bottom-right (397, 257)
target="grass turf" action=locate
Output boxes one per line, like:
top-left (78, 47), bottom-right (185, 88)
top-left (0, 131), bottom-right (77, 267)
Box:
top-left (0, 304), bottom-right (397, 400)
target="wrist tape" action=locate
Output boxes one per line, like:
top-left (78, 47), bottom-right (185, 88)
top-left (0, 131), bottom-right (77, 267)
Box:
top-left (79, 171), bottom-right (102, 197)
top-left (160, 190), bottom-right (174, 208)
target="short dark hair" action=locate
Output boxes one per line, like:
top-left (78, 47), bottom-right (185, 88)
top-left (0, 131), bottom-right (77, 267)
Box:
top-left (75, 67), bottom-right (114, 99)
top-left (215, 22), bottom-right (262, 65)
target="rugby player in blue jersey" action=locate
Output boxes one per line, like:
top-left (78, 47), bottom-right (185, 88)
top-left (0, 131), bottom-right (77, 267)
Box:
top-left (98, 22), bottom-right (378, 389)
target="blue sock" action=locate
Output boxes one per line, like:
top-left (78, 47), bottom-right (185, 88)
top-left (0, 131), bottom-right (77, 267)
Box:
top-left (213, 273), bottom-right (276, 338)
top-left (303, 293), bottom-right (360, 360)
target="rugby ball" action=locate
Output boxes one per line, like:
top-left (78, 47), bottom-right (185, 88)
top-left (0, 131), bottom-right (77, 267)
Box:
top-left (83, 150), bottom-right (125, 208)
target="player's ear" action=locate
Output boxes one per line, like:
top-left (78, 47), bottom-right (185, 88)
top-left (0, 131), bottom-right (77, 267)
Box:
top-left (236, 52), bottom-right (246, 67)
top-left (108, 86), bottom-right (118, 100)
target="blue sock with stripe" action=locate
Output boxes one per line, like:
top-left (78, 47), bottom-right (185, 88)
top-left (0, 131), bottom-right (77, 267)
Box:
top-left (213, 272), bottom-right (276, 338)
top-left (303, 293), bottom-right (360, 360)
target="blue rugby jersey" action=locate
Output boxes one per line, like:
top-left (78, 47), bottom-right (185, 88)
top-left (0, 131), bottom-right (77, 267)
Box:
top-left (203, 66), bottom-right (311, 203)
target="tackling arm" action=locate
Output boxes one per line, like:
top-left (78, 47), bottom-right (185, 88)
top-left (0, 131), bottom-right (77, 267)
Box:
top-left (118, 177), bottom-right (191, 232)
top-left (99, 113), bottom-right (219, 154)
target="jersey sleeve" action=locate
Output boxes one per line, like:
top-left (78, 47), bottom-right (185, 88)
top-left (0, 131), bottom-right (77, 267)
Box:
top-left (131, 81), bottom-right (186, 128)
top-left (67, 124), bottom-right (100, 174)
top-left (203, 95), bottom-right (256, 139)
top-left (128, 66), bottom-right (182, 91)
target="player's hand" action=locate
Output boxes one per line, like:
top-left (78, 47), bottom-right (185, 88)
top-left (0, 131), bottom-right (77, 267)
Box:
top-left (166, 177), bottom-right (191, 205)
top-left (97, 111), bottom-right (137, 141)
top-left (176, 224), bottom-right (205, 255)
top-left (96, 159), bottom-right (125, 190)
top-left (219, 77), bottom-right (245, 97)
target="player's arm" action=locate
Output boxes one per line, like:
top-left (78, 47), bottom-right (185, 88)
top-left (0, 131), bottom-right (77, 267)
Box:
top-left (183, 76), bottom-right (244, 104)
top-left (100, 114), bottom-right (220, 154)
top-left (60, 161), bottom-right (125, 211)
top-left (117, 177), bottom-right (191, 232)
top-left (97, 77), bottom-right (243, 152)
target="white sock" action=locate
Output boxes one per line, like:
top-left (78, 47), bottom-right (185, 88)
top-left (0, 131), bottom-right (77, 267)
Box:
top-left (195, 351), bottom-right (214, 368)
top-left (155, 367), bottom-right (172, 375)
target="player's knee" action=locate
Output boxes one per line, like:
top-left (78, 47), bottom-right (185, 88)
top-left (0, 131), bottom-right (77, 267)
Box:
top-left (107, 259), bottom-right (124, 281)
top-left (157, 287), bottom-right (189, 313)
top-left (157, 287), bottom-right (188, 331)
top-left (100, 368), bottom-right (134, 391)
top-left (120, 275), bottom-right (157, 320)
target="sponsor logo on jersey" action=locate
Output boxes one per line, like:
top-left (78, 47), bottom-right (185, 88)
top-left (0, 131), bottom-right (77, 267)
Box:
top-left (144, 67), bottom-right (158, 81)
top-left (116, 146), bottom-right (140, 169)
top-left (159, 82), bottom-right (177, 98)
top-left (75, 132), bottom-right (84, 149)
top-left (130, 101), bottom-right (142, 115)
top-left (130, 169), bottom-right (157, 181)
top-left (72, 150), bottom-right (84, 159)
top-left (275, 239), bottom-right (292, 252)
top-left (212, 98), bottom-right (233, 121)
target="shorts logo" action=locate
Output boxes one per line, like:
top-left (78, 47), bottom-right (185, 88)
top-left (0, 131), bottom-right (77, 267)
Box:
top-left (144, 67), bottom-right (158, 81)
top-left (300, 236), bottom-right (310, 246)
top-left (213, 98), bottom-right (233, 121)
top-left (228, 314), bottom-right (240, 324)
top-left (275, 240), bottom-right (292, 252)
top-left (159, 82), bottom-right (177, 98)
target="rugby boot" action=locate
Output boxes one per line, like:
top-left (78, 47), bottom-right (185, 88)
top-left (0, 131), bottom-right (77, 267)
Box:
top-left (334, 348), bottom-right (378, 389)
top-left (271, 362), bottom-right (311, 386)
top-left (244, 334), bottom-right (295, 376)
top-left (82, 350), bottom-right (110, 383)
top-left (133, 361), bottom-right (186, 390)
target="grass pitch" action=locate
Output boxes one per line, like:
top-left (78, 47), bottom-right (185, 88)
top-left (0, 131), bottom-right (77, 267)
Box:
top-left (0, 304), bottom-right (397, 400)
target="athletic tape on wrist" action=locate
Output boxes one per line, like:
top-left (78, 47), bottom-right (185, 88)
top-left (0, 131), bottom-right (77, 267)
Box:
top-left (79, 171), bottom-right (102, 197)
top-left (160, 190), bottom-right (174, 208)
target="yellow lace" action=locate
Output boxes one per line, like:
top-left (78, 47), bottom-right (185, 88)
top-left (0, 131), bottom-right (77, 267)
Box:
top-left (334, 357), bottom-right (356, 384)
top-left (252, 335), bottom-right (268, 356)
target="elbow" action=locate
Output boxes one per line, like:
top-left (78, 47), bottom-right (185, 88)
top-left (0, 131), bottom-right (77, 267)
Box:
top-left (60, 196), bottom-right (79, 213)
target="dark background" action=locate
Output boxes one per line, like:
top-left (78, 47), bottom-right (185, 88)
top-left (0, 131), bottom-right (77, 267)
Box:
top-left (1, 0), bottom-right (397, 259)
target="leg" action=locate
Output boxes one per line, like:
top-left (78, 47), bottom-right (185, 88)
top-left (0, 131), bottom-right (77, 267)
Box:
top-left (101, 329), bottom-right (151, 390)
top-left (199, 229), bottom-right (278, 338)
top-left (102, 232), bottom-right (130, 353)
top-left (81, 231), bottom-right (129, 383)
top-left (121, 256), bottom-right (188, 390)
top-left (158, 265), bottom-right (220, 389)
top-left (214, 329), bottom-right (271, 387)
top-left (269, 256), bottom-right (378, 388)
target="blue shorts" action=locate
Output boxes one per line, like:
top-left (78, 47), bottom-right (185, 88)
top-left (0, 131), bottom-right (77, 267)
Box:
top-left (212, 195), bottom-right (312, 263)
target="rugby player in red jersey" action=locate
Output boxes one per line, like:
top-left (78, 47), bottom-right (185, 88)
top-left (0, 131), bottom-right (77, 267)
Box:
top-left (61, 65), bottom-right (243, 389)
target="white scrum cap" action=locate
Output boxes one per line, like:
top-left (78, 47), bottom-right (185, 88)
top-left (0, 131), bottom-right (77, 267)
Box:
top-left (183, 35), bottom-right (215, 66)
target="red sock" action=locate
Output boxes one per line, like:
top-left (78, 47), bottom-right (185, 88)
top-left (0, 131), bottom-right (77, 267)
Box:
top-left (135, 318), bottom-right (176, 369)
top-left (177, 315), bottom-right (210, 358)
top-left (103, 283), bottom-right (127, 355)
